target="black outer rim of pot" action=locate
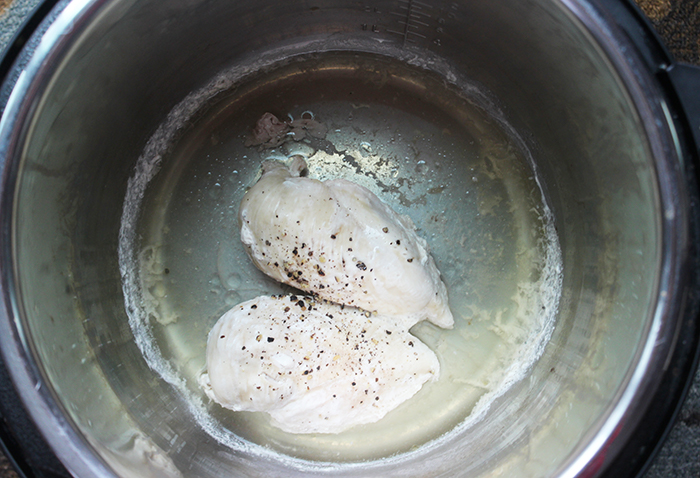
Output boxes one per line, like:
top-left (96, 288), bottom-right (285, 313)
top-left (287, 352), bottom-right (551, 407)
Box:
top-left (0, 1), bottom-right (697, 477)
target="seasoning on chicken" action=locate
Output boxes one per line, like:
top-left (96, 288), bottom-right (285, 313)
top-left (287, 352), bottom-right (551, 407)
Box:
top-left (239, 157), bottom-right (454, 329)
top-left (199, 295), bottom-right (439, 434)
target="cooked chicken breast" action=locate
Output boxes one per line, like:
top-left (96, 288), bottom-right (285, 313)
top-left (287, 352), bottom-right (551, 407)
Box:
top-left (199, 295), bottom-right (439, 434)
top-left (239, 158), bottom-right (453, 329)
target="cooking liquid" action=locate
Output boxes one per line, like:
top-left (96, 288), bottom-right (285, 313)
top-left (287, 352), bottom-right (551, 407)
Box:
top-left (120, 52), bottom-right (562, 462)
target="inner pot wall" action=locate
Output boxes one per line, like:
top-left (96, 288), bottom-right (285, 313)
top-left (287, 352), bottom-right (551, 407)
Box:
top-left (1, 0), bottom-right (672, 476)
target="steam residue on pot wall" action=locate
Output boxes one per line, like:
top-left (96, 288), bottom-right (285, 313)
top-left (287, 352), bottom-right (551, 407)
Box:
top-left (117, 49), bottom-right (562, 466)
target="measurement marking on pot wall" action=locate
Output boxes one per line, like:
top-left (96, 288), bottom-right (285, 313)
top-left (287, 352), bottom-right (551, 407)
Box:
top-left (387, 0), bottom-right (433, 47)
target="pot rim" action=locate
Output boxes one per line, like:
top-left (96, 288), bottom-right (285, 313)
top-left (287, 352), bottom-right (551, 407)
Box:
top-left (554, 0), bottom-right (696, 476)
top-left (0, 1), bottom-right (120, 476)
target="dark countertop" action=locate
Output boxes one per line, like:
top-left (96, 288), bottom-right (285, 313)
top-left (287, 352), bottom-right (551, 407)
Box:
top-left (0, 0), bottom-right (698, 477)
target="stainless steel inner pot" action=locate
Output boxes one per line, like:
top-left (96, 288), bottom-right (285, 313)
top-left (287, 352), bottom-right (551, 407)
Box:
top-left (0, 0), bottom-right (696, 476)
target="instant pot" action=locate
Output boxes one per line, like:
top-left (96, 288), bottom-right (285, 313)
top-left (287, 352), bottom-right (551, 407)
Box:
top-left (0, 0), bottom-right (699, 477)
